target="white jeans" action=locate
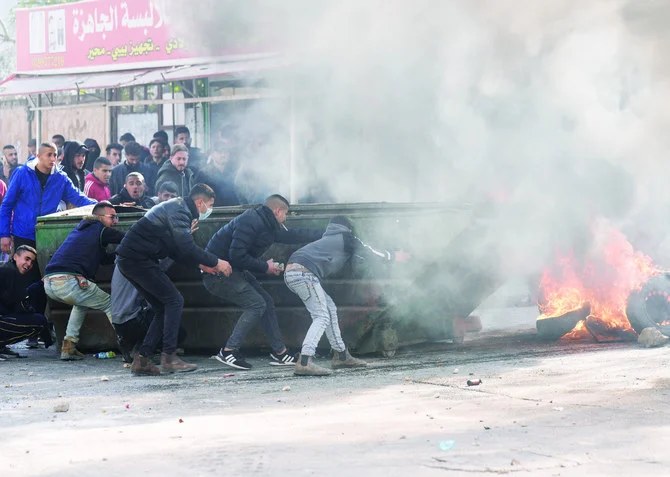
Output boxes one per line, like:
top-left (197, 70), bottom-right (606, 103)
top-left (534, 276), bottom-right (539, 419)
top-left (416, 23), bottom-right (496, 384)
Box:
top-left (284, 269), bottom-right (346, 356)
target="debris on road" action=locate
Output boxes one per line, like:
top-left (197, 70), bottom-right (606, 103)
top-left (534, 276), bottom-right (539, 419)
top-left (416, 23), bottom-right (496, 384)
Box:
top-left (53, 402), bottom-right (69, 413)
top-left (466, 379), bottom-right (482, 386)
top-left (438, 440), bottom-right (455, 451)
top-left (637, 327), bottom-right (669, 348)
top-left (100, 376), bottom-right (109, 382)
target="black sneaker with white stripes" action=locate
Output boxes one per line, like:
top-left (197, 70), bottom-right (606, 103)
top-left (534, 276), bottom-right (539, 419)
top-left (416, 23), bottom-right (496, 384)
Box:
top-left (215, 349), bottom-right (252, 370)
top-left (269, 349), bottom-right (297, 366)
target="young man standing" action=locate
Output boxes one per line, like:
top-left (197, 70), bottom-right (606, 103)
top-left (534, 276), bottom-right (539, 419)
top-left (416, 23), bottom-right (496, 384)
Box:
top-left (84, 157), bottom-right (113, 201)
top-left (116, 184), bottom-right (232, 376)
top-left (109, 141), bottom-right (151, 196)
top-left (204, 194), bottom-right (322, 370)
top-left (109, 172), bottom-right (155, 208)
top-left (1, 145), bottom-right (19, 185)
top-left (0, 143), bottom-right (95, 254)
top-left (144, 138), bottom-right (167, 192)
top-left (154, 144), bottom-right (194, 198)
top-left (43, 202), bottom-right (125, 360)
top-left (105, 143), bottom-right (123, 167)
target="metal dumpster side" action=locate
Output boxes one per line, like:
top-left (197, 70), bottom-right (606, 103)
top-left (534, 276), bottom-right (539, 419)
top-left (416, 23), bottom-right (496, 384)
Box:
top-left (36, 202), bottom-right (477, 355)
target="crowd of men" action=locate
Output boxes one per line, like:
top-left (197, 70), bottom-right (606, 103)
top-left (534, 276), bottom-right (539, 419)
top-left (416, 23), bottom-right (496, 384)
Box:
top-left (0, 129), bottom-right (407, 376)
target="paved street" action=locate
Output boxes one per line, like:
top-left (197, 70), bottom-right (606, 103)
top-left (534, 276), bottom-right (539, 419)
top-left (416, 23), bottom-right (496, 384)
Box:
top-left (2, 305), bottom-right (670, 476)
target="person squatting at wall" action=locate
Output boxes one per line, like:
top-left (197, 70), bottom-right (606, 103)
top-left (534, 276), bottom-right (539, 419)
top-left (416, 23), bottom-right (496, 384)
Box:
top-left (204, 194), bottom-right (322, 371)
top-left (43, 202), bottom-right (125, 360)
top-left (116, 184), bottom-right (232, 376)
top-left (285, 216), bottom-right (410, 376)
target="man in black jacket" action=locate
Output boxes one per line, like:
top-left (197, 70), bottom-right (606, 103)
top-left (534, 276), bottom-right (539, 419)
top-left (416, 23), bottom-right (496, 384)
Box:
top-left (0, 245), bottom-right (50, 358)
top-left (109, 141), bottom-right (152, 195)
top-left (117, 183), bottom-right (232, 376)
top-left (109, 172), bottom-right (156, 208)
top-left (204, 194), bottom-right (322, 370)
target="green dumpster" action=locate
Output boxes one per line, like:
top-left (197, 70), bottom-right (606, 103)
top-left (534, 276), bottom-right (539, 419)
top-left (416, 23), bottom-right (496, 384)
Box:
top-left (36, 202), bottom-right (485, 355)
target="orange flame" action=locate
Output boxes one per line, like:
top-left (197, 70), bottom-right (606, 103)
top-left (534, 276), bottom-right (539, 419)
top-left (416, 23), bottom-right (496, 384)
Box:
top-left (538, 220), bottom-right (658, 341)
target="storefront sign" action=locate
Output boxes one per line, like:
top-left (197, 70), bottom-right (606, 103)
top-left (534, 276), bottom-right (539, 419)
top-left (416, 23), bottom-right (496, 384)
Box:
top-left (15, 0), bottom-right (196, 73)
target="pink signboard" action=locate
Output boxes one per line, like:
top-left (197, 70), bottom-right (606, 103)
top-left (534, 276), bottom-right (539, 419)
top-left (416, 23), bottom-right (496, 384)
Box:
top-left (15, 0), bottom-right (199, 73)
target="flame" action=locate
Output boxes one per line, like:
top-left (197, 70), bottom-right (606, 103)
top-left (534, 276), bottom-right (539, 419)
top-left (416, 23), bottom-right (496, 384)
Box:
top-left (538, 219), bottom-right (659, 341)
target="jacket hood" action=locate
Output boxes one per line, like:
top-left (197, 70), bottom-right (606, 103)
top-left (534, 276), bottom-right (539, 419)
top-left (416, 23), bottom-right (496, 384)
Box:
top-left (323, 222), bottom-right (351, 237)
top-left (62, 141), bottom-right (88, 174)
top-left (83, 138), bottom-right (101, 157)
top-left (76, 215), bottom-right (104, 230)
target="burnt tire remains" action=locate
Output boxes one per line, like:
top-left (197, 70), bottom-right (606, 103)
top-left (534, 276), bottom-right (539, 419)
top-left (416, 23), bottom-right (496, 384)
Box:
top-left (626, 272), bottom-right (670, 335)
top-left (536, 305), bottom-right (591, 340)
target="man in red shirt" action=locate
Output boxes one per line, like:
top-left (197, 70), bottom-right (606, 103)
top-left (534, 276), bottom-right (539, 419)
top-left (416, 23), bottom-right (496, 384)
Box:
top-left (84, 157), bottom-right (112, 201)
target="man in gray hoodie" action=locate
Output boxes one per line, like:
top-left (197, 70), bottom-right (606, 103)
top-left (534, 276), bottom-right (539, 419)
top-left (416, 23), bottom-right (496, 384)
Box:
top-left (284, 216), bottom-right (409, 376)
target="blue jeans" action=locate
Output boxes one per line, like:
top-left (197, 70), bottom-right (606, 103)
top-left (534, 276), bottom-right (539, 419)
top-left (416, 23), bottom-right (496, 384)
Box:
top-left (202, 270), bottom-right (285, 353)
top-left (44, 274), bottom-right (112, 343)
top-left (284, 269), bottom-right (346, 356)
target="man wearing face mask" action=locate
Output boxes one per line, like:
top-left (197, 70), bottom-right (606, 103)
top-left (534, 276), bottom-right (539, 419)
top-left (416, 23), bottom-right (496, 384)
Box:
top-left (116, 183), bottom-right (232, 376)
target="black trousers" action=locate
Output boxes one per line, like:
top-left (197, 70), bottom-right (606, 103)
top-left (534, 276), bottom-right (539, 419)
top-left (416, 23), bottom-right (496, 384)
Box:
top-left (0, 312), bottom-right (48, 347)
top-left (114, 308), bottom-right (187, 360)
top-left (117, 257), bottom-right (184, 356)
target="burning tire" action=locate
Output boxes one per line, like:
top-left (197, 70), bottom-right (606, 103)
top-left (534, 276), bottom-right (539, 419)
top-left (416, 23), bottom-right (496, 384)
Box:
top-left (625, 272), bottom-right (670, 335)
top-left (536, 305), bottom-right (590, 340)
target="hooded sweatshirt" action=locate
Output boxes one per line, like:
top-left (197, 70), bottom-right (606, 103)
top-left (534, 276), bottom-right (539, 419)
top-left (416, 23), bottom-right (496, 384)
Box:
top-left (61, 141), bottom-right (89, 192)
top-left (83, 138), bottom-right (102, 171)
top-left (45, 216), bottom-right (125, 280)
top-left (84, 172), bottom-right (111, 202)
top-left (288, 222), bottom-right (393, 281)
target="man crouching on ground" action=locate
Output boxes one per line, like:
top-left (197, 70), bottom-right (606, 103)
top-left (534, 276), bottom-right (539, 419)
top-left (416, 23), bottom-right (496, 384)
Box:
top-left (285, 216), bottom-right (410, 376)
top-left (0, 245), bottom-right (51, 358)
top-left (204, 194), bottom-right (322, 370)
top-left (116, 184), bottom-right (232, 376)
top-left (44, 201), bottom-right (125, 360)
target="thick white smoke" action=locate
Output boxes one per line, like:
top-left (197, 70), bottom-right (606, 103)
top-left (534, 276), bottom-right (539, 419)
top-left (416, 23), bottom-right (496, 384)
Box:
top-left (169, 0), bottom-right (670, 277)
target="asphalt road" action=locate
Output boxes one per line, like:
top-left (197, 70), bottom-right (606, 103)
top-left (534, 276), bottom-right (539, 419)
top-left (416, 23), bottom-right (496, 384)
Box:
top-left (2, 305), bottom-right (670, 476)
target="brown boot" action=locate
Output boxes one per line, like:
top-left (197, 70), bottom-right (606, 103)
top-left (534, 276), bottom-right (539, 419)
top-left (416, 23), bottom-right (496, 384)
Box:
top-left (131, 353), bottom-right (161, 376)
top-left (161, 352), bottom-right (197, 373)
top-left (332, 349), bottom-right (367, 369)
top-left (60, 338), bottom-right (85, 361)
top-left (294, 354), bottom-right (332, 376)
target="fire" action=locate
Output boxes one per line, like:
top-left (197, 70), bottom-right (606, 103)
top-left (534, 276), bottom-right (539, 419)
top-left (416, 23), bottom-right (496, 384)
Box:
top-left (537, 219), bottom-right (659, 341)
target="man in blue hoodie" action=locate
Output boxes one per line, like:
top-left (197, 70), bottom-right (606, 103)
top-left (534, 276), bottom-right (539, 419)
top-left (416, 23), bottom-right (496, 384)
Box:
top-left (0, 142), bottom-right (95, 255)
top-left (43, 201), bottom-right (125, 360)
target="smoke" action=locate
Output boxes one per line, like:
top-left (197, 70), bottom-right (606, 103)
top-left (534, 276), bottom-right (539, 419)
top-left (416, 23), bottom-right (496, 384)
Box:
top-left (170, 0), bottom-right (670, 290)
